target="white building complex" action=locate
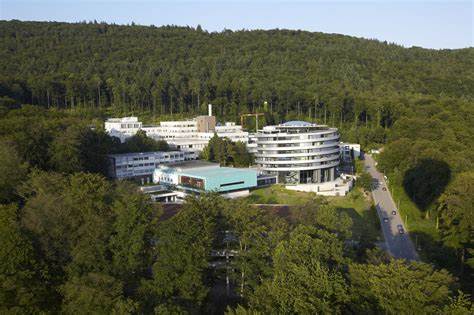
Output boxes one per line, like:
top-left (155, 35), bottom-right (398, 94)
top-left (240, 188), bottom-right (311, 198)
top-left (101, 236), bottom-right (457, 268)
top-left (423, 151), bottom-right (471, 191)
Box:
top-left (108, 150), bottom-right (197, 183)
top-left (255, 121), bottom-right (340, 184)
top-left (105, 117), bottom-right (142, 140)
top-left (104, 105), bottom-right (248, 152)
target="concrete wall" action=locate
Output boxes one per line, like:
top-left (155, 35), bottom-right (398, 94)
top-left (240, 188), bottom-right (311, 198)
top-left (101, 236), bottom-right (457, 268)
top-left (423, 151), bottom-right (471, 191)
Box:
top-left (196, 115), bottom-right (216, 132)
top-left (286, 176), bottom-right (354, 196)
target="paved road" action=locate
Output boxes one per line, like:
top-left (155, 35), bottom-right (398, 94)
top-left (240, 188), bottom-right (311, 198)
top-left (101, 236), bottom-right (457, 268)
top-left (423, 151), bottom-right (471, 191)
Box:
top-left (364, 155), bottom-right (419, 261)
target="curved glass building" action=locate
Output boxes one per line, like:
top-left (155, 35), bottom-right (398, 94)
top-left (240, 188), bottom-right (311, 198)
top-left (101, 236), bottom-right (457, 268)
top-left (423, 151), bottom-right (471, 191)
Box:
top-left (255, 121), bottom-right (340, 184)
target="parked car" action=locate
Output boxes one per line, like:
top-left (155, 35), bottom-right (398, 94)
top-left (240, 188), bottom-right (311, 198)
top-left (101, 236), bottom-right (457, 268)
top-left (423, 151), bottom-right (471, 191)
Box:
top-left (382, 187), bottom-right (387, 191)
top-left (383, 217), bottom-right (389, 223)
top-left (392, 210), bottom-right (397, 215)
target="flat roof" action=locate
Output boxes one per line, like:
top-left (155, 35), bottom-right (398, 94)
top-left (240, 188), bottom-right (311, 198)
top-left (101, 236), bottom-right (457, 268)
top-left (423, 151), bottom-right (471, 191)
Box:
top-left (108, 150), bottom-right (182, 158)
top-left (168, 138), bottom-right (209, 144)
top-left (181, 166), bottom-right (257, 178)
top-left (106, 117), bottom-right (138, 122)
top-left (167, 160), bottom-right (219, 169)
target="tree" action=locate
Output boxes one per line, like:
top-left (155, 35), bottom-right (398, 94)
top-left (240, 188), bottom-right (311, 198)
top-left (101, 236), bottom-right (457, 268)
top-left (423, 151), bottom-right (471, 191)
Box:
top-left (49, 125), bottom-right (84, 173)
top-left (289, 201), bottom-right (353, 240)
top-left (357, 171), bottom-right (373, 192)
top-left (61, 173), bottom-right (114, 277)
top-left (0, 140), bottom-right (27, 203)
top-left (144, 194), bottom-right (221, 312)
top-left (0, 204), bottom-right (48, 314)
top-left (20, 172), bottom-right (113, 287)
top-left (230, 141), bottom-right (254, 167)
top-left (226, 201), bottom-right (288, 297)
top-left (119, 130), bottom-right (169, 153)
top-left (251, 225), bottom-right (348, 314)
top-left (349, 260), bottom-right (456, 314)
top-left (437, 172), bottom-right (474, 273)
top-left (79, 128), bottom-right (119, 175)
top-left (202, 134), bottom-right (253, 167)
top-left (441, 291), bottom-right (473, 315)
top-left (109, 182), bottom-right (160, 285)
top-left (61, 273), bottom-right (136, 314)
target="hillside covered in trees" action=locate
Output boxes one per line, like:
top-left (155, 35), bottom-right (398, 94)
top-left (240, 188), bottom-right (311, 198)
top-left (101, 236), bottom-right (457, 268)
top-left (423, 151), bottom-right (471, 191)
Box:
top-left (1, 20), bottom-right (473, 120)
top-left (0, 20), bottom-right (473, 313)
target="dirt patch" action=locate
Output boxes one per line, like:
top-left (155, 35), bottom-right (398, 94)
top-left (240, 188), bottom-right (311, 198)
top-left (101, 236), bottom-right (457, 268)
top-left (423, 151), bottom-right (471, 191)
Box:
top-left (158, 203), bottom-right (183, 221)
top-left (252, 204), bottom-right (292, 219)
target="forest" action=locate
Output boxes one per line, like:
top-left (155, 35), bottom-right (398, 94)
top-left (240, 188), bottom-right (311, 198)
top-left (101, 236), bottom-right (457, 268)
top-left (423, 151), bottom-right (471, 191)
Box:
top-left (1, 21), bottom-right (473, 123)
top-left (0, 20), bottom-right (473, 313)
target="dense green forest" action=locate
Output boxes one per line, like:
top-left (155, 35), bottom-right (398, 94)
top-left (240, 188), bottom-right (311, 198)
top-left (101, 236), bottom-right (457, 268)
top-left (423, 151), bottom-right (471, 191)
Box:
top-left (1, 20), bottom-right (473, 123)
top-left (1, 20), bottom-right (473, 313)
top-left (2, 178), bottom-right (473, 314)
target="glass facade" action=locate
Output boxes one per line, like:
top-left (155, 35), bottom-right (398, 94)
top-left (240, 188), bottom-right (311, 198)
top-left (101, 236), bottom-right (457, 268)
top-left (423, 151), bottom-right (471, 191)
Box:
top-left (256, 123), bottom-right (340, 184)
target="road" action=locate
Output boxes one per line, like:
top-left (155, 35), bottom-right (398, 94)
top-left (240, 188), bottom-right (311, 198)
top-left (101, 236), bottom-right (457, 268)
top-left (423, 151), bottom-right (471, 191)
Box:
top-left (364, 155), bottom-right (419, 261)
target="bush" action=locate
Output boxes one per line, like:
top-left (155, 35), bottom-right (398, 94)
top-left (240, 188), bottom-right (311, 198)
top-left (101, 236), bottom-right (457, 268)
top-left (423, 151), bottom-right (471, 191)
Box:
top-left (357, 172), bottom-right (373, 192)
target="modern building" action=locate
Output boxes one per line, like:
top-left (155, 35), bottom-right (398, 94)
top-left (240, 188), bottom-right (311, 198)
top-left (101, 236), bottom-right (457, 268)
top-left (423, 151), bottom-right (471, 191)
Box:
top-left (247, 134), bottom-right (258, 154)
top-left (153, 161), bottom-right (258, 198)
top-left (340, 143), bottom-right (361, 160)
top-left (255, 121), bottom-right (340, 184)
top-left (104, 105), bottom-right (249, 152)
top-left (105, 117), bottom-right (142, 141)
top-left (108, 150), bottom-right (197, 183)
top-left (213, 122), bottom-right (249, 143)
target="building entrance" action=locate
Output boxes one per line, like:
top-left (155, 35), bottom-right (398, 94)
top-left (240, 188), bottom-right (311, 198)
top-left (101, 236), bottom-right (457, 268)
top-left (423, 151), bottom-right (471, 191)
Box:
top-left (299, 170), bottom-right (314, 184)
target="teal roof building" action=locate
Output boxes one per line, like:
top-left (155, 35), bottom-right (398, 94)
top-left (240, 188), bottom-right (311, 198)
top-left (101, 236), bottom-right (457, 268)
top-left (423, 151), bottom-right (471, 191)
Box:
top-left (153, 161), bottom-right (258, 197)
top-left (178, 166), bottom-right (257, 193)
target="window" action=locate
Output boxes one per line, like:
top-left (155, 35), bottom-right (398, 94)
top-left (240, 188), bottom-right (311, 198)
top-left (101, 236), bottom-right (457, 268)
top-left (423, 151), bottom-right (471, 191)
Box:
top-left (180, 176), bottom-right (204, 189)
top-left (220, 181), bottom-right (245, 187)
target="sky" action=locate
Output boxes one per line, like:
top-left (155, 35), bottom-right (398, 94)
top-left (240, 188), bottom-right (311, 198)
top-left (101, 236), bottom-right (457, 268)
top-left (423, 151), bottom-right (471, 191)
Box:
top-left (1, 0), bottom-right (472, 49)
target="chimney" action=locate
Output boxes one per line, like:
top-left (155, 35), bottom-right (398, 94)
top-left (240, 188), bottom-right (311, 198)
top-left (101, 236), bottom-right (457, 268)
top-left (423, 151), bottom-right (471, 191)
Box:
top-left (208, 104), bottom-right (212, 116)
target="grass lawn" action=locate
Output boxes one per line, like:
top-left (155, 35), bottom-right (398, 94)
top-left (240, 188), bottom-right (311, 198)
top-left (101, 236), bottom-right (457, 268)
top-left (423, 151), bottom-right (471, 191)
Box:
top-left (327, 189), bottom-right (381, 243)
top-left (247, 185), bottom-right (381, 243)
top-left (246, 184), bottom-right (317, 205)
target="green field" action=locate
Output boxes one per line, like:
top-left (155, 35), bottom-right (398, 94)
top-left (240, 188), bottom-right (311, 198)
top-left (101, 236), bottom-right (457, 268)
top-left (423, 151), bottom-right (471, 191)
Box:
top-left (326, 191), bottom-right (381, 242)
top-left (247, 185), bottom-right (381, 242)
top-left (246, 185), bottom-right (316, 205)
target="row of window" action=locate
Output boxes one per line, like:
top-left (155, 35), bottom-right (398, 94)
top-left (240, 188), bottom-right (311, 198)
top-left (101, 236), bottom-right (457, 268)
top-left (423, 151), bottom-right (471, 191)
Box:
top-left (258, 154), bottom-right (339, 162)
top-left (257, 133), bottom-right (338, 142)
top-left (120, 123), bottom-right (141, 129)
top-left (116, 163), bottom-right (157, 170)
top-left (257, 147), bottom-right (340, 155)
top-left (259, 161), bottom-right (338, 168)
top-left (128, 154), bottom-right (184, 162)
top-left (220, 181), bottom-right (245, 187)
top-left (259, 140), bottom-right (339, 147)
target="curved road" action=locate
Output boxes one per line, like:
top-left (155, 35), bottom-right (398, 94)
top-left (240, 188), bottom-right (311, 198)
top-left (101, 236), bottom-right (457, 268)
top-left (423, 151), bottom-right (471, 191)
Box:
top-left (364, 155), bottom-right (419, 261)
